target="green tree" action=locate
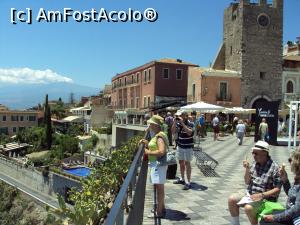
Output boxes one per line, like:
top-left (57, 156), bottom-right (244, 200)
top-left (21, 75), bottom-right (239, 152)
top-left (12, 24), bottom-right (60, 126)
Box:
top-left (16, 127), bottom-right (46, 151)
top-left (91, 134), bottom-right (98, 148)
top-left (46, 105), bottom-right (52, 149)
top-left (51, 135), bottom-right (79, 159)
top-left (44, 94), bottom-right (49, 124)
top-left (0, 134), bottom-right (9, 145)
top-left (66, 124), bottom-right (84, 137)
top-left (51, 101), bottom-right (66, 120)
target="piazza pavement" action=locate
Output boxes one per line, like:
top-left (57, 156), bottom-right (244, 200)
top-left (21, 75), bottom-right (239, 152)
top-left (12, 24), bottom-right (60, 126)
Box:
top-left (143, 134), bottom-right (295, 225)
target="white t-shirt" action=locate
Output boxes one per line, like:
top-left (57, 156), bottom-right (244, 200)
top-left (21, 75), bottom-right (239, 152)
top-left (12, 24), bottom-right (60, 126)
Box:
top-left (236, 123), bottom-right (246, 133)
top-left (212, 117), bottom-right (219, 126)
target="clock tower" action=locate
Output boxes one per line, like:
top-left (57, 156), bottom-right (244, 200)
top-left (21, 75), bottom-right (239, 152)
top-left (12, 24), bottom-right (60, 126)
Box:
top-left (214, 0), bottom-right (283, 108)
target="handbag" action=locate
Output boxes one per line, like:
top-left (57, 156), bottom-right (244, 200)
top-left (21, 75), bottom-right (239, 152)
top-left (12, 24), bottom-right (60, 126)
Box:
top-left (156, 151), bottom-right (177, 166)
top-left (264, 133), bottom-right (270, 142)
top-left (257, 200), bottom-right (285, 221)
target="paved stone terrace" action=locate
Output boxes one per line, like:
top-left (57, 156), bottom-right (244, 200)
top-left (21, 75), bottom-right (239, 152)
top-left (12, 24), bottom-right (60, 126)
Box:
top-left (143, 134), bottom-right (294, 225)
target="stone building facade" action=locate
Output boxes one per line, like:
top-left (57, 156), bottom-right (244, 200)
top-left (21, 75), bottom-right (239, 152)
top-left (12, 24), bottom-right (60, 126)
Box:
top-left (213, 0), bottom-right (283, 108)
top-left (282, 40), bottom-right (300, 103)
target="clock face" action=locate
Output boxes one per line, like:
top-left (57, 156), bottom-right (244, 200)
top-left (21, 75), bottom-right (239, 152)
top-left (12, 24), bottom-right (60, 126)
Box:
top-left (257, 14), bottom-right (270, 27)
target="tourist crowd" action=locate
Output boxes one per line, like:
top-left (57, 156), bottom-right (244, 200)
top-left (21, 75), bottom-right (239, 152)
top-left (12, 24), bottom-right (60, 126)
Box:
top-left (140, 111), bottom-right (300, 224)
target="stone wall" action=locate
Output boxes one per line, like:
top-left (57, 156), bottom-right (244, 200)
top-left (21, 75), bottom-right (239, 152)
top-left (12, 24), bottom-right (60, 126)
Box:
top-left (223, 1), bottom-right (283, 107)
top-left (0, 156), bottom-right (81, 200)
top-left (52, 173), bottom-right (81, 199)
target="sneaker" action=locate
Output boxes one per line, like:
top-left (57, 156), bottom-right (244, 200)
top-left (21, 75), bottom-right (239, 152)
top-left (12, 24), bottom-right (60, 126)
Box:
top-left (151, 208), bottom-right (166, 214)
top-left (173, 179), bottom-right (185, 185)
top-left (183, 183), bottom-right (192, 190)
top-left (147, 212), bottom-right (165, 219)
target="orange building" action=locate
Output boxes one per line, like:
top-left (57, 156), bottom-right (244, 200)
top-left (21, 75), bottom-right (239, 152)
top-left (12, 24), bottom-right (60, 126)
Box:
top-left (188, 67), bottom-right (241, 107)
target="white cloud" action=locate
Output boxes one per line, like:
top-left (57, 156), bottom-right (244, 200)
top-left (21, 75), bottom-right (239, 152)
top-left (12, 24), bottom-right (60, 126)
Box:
top-left (0, 68), bottom-right (73, 84)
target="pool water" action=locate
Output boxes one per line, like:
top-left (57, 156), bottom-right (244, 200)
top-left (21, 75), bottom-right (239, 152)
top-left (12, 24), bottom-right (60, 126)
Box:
top-left (63, 167), bottom-right (91, 177)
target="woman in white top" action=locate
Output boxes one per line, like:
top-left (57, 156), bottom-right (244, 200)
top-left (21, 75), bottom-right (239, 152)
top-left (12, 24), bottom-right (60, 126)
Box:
top-left (236, 120), bottom-right (246, 145)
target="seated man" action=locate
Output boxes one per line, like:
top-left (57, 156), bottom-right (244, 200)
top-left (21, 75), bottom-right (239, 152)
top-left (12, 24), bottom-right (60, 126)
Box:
top-left (228, 141), bottom-right (282, 225)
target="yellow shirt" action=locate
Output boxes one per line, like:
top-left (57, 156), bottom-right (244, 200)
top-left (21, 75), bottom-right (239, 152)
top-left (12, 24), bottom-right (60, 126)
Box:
top-left (148, 131), bottom-right (168, 162)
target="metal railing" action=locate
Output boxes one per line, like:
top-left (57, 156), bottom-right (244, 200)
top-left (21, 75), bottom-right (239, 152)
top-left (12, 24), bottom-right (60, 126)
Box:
top-left (104, 143), bottom-right (148, 225)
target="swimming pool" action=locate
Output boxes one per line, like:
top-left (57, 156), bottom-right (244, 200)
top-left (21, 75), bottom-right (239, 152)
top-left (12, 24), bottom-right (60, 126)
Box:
top-left (63, 167), bottom-right (91, 177)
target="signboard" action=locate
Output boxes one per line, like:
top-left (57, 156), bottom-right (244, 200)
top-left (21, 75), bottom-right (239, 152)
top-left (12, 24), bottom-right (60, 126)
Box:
top-left (255, 101), bottom-right (280, 145)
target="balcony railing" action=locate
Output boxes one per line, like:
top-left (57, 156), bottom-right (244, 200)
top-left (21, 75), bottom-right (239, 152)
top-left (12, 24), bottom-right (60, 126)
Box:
top-left (216, 93), bottom-right (232, 102)
top-left (284, 93), bottom-right (300, 102)
top-left (104, 143), bottom-right (148, 225)
top-left (283, 68), bottom-right (300, 72)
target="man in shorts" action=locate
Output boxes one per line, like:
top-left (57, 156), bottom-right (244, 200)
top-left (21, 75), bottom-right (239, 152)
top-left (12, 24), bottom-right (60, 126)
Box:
top-left (171, 111), bottom-right (194, 190)
top-left (228, 141), bottom-right (282, 225)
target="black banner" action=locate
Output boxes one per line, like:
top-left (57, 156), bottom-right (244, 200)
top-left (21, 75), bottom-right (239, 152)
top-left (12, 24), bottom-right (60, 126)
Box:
top-left (255, 101), bottom-right (279, 145)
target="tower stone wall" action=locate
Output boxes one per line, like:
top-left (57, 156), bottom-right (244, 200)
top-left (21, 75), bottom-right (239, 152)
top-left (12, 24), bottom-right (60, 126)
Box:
top-left (223, 0), bottom-right (283, 107)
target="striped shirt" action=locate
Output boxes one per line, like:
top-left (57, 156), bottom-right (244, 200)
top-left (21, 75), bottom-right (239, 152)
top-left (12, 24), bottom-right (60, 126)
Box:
top-left (247, 158), bottom-right (282, 201)
top-left (177, 120), bottom-right (194, 149)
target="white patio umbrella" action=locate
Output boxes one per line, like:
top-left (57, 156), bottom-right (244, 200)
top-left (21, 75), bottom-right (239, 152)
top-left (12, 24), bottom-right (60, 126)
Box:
top-left (180, 101), bottom-right (225, 113)
top-left (223, 107), bottom-right (255, 114)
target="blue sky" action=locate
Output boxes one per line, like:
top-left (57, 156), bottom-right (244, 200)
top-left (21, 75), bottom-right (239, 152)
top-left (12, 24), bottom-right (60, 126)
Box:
top-left (0, 0), bottom-right (299, 89)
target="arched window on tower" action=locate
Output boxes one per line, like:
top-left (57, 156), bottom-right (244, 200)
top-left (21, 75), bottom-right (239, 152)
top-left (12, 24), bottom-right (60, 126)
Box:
top-left (286, 80), bottom-right (294, 93)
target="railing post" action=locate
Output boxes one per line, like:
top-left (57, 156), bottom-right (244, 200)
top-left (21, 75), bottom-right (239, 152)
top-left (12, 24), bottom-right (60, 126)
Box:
top-left (116, 207), bottom-right (124, 225)
top-left (104, 144), bottom-right (147, 225)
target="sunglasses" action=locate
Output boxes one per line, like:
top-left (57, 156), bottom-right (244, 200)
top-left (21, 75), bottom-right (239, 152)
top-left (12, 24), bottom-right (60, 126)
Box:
top-left (252, 152), bottom-right (259, 156)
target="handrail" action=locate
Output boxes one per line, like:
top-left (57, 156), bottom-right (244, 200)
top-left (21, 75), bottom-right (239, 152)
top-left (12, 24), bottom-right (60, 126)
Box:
top-left (104, 143), bottom-right (147, 225)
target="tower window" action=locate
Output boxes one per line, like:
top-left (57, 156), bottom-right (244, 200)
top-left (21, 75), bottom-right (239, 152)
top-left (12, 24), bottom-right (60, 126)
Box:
top-left (230, 46), bottom-right (233, 55)
top-left (286, 81), bottom-right (294, 93)
top-left (260, 72), bottom-right (266, 80)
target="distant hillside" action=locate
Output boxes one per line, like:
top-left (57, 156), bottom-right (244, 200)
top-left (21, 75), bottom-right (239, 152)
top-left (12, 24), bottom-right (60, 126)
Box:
top-left (0, 82), bottom-right (99, 109)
